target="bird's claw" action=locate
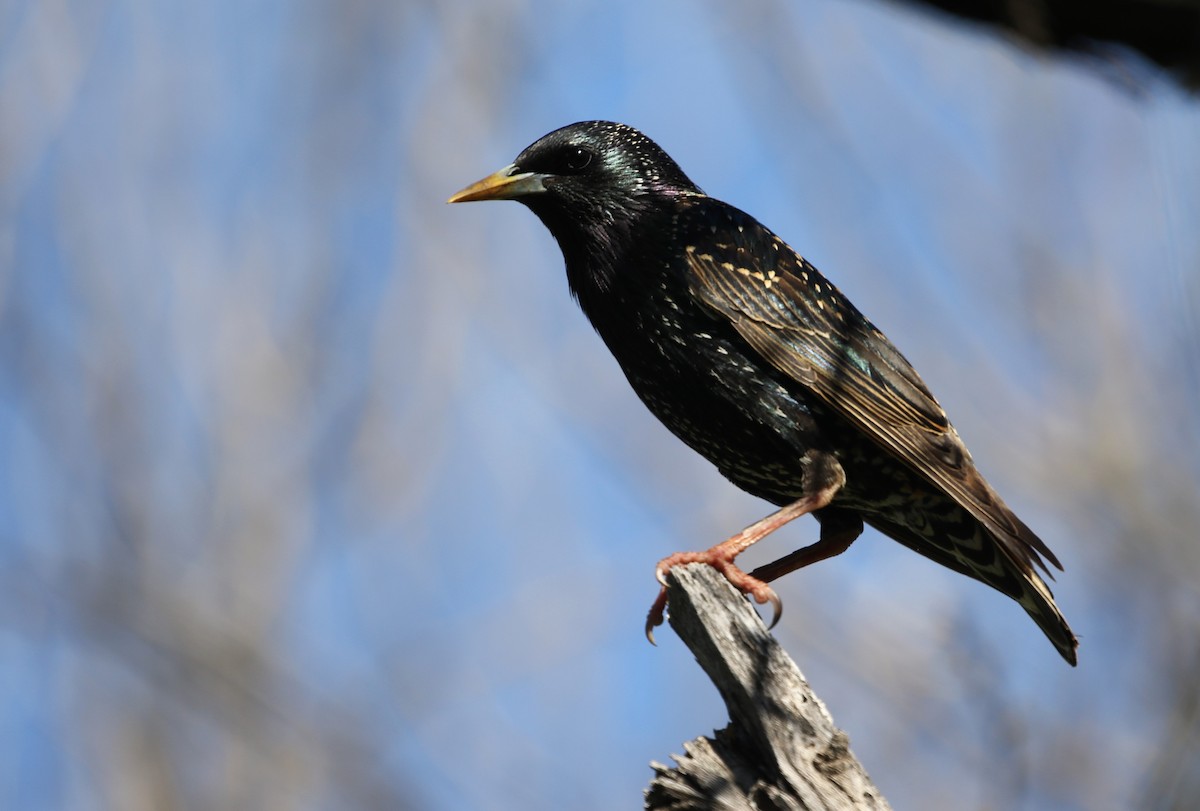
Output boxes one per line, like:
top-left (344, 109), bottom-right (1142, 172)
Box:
top-left (645, 586), bottom-right (668, 645)
top-left (761, 587), bottom-right (783, 629)
top-left (646, 562), bottom-right (783, 645)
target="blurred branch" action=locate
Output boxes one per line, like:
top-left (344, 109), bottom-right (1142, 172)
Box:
top-left (646, 565), bottom-right (890, 811)
top-left (892, 0), bottom-right (1200, 89)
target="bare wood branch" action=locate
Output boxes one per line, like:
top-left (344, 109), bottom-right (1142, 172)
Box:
top-left (646, 565), bottom-right (891, 811)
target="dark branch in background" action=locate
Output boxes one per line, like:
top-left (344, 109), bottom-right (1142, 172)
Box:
top-left (894, 0), bottom-right (1200, 89)
top-left (646, 565), bottom-right (891, 811)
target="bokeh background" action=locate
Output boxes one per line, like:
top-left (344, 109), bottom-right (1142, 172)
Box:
top-left (3, 1), bottom-right (1199, 809)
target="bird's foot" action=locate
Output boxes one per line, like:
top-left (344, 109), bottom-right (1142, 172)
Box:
top-left (644, 550), bottom-right (782, 644)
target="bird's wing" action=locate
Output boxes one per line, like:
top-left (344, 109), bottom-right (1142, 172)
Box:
top-left (679, 201), bottom-right (1062, 576)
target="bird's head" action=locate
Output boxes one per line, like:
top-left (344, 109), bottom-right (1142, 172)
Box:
top-left (448, 122), bottom-right (701, 282)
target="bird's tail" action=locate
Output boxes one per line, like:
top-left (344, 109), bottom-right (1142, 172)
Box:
top-left (866, 508), bottom-right (1078, 665)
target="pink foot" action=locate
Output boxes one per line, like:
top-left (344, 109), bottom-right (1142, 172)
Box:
top-left (644, 550), bottom-right (783, 644)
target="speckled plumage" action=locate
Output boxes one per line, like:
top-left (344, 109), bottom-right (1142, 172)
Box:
top-left (449, 121), bottom-right (1078, 664)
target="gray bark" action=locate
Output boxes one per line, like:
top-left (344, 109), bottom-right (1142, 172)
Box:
top-left (646, 565), bottom-right (891, 811)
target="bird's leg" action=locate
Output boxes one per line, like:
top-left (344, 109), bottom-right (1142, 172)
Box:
top-left (748, 512), bottom-right (863, 583)
top-left (646, 480), bottom-right (843, 643)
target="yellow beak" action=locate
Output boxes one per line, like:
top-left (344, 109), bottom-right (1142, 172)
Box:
top-left (447, 164), bottom-right (547, 203)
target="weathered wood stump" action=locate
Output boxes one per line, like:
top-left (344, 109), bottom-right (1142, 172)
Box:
top-left (645, 564), bottom-right (891, 811)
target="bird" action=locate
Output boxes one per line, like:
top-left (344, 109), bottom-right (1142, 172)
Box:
top-left (448, 121), bottom-right (1078, 665)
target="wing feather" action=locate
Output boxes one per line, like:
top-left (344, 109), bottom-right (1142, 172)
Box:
top-left (680, 203), bottom-right (1061, 575)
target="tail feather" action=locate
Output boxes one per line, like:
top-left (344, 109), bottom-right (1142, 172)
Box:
top-left (866, 505), bottom-right (1078, 665)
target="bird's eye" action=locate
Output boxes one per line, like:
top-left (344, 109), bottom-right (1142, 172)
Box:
top-left (563, 147), bottom-right (592, 172)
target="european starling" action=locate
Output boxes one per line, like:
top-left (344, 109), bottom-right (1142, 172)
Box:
top-left (449, 121), bottom-right (1078, 665)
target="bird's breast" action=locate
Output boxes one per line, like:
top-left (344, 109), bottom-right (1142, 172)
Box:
top-left (581, 271), bottom-right (834, 505)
